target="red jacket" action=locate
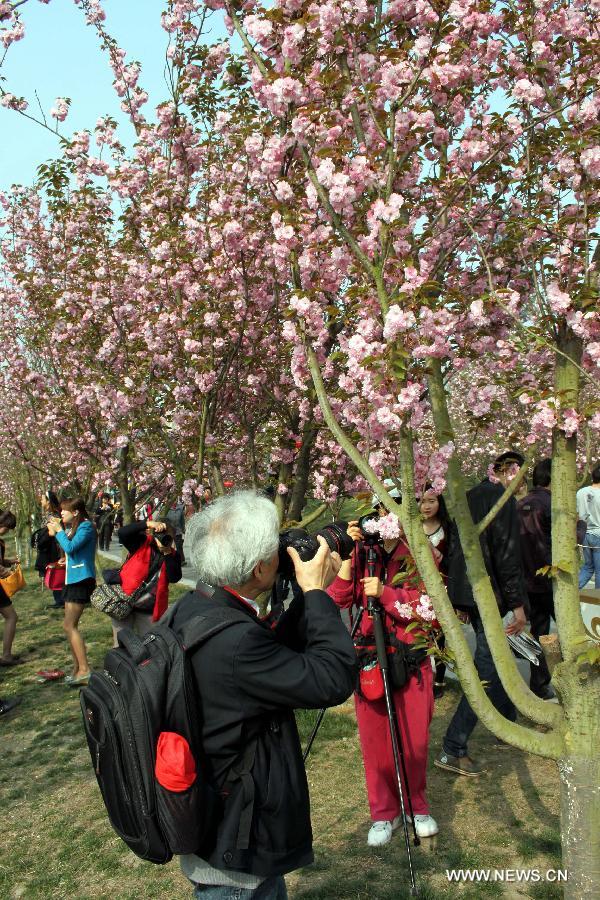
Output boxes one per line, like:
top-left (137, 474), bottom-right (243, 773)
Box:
top-left (328, 540), bottom-right (424, 645)
top-left (120, 535), bottom-right (170, 621)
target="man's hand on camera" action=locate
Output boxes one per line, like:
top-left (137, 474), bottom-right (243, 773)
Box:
top-left (288, 536), bottom-right (340, 593)
top-left (361, 576), bottom-right (384, 599)
top-left (346, 520), bottom-right (363, 543)
top-left (147, 520), bottom-right (166, 533)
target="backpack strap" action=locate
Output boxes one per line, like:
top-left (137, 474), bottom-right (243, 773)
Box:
top-left (178, 607), bottom-right (252, 653)
top-left (117, 629), bottom-right (149, 665)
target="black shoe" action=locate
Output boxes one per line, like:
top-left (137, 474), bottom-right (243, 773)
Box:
top-left (433, 682), bottom-right (445, 699)
top-left (0, 696), bottom-right (22, 716)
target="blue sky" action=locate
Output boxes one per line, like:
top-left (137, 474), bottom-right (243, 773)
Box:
top-left (0, 0), bottom-right (226, 190)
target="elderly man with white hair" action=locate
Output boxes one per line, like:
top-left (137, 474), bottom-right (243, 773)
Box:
top-left (171, 490), bottom-right (357, 900)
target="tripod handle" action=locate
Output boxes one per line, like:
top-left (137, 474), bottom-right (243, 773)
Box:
top-left (373, 618), bottom-right (389, 673)
top-left (366, 545), bottom-right (377, 578)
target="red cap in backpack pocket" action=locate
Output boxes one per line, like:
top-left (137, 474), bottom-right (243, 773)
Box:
top-left (359, 661), bottom-right (384, 701)
top-left (155, 732), bottom-right (197, 792)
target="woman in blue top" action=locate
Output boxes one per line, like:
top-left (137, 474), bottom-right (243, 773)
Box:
top-left (48, 498), bottom-right (96, 686)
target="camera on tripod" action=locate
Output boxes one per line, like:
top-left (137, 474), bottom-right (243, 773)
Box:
top-left (278, 521), bottom-right (355, 580)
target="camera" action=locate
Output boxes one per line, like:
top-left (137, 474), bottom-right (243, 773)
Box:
top-left (278, 521), bottom-right (355, 580)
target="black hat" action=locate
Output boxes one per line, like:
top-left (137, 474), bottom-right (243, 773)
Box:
top-left (493, 450), bottom-right (525, 470)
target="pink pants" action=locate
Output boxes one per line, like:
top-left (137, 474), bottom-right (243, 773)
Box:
top-left (354, 662), bottom-right (433, 820)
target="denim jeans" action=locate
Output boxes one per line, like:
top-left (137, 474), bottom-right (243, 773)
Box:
top-left (578, 532), bottom-right (600, 589)
top-left (443, 609), bottom-right (516, 757)
top-left (193, 876), bottom-right (288, 900)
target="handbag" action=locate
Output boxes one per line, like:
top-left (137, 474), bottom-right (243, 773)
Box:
top-left (0, 563), bottom-right (26, 598)
top-left (44, 562), bottom-right (66, 591)
top-left (91, 551), bottom-right (164, 620)
top-left (91, 582), bottom-right (136, 620)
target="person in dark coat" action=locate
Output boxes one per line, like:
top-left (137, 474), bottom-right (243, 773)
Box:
top-left (518, 458), bottom-right (555, 700)
top-left (94, 494), bottom-right (115, 551)
top-left (171, 490), bottom-right (357, 899)
top-left (32, 491), bottom-right (65, 609)
top-left (435, 450), bottom-right (529, 778)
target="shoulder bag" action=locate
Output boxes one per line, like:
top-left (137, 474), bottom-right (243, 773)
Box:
top-left (44, 561), bottom-right (66, 591)
top-left (91, 550), bottom-right (164, 620)
top-left (0, 564), bottom-right (26, 598)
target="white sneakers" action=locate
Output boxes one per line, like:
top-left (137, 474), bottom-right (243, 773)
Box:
top-left (367, 813), bottom-right (438, 846)
top-left (367, 819), bottom-right (396, 846)
top-left (406, 814), bottom-right (439, 838)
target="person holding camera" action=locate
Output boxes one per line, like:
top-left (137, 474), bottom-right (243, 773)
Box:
top-left (47, 498), bottom-right (97, 686)
top-left (111, 518), bottom-right (182, 644)
top-left (328, 495), bottom-right (438, 846)
top-left (170, 491), bottom-right (357, 900)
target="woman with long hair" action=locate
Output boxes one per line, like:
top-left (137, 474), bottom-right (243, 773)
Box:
top-left (47, 498), bottom-right (96, 686)
top-left (0, 510), bottom-right (20, 666)
top-left (419, 487), bottom-right (452, 698)
top-left (32, 490), bottom-right (65, 609)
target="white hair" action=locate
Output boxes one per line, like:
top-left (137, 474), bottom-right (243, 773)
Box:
top-left (186, 490), bottom-right (280, 587)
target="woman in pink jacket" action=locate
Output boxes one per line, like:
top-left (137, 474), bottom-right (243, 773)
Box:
top-left (328, 500), bottom-right (438, 847)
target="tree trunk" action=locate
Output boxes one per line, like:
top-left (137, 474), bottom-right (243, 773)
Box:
top-left (549, 333), bottom-right (600, 896)
top-left (209, 454), bottom-right (225, 497)
top-left (555, 666), bottom-right (600, 899)
top-left (115, 445), bottom-right (136, 525)
top-left (551, 333), bottom-right (588, 658)
top-left (287, 419), bottom-right (318, 523)
top-left (274, 459), bottom-right (293, 525)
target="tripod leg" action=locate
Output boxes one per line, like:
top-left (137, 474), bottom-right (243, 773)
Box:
top-left (372, 606), bottom-right (420, 895)
top-left (303, 606), bottom-right (364, 763)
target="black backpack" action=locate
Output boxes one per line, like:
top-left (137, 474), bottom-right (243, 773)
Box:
top-left (80, 602), bottom-right (250, 864)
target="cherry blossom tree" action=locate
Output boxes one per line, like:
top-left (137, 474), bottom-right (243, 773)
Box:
top-left (1, 0), bottom-right (599, 891)
top-left (194, 0), bottom-right (599, 893)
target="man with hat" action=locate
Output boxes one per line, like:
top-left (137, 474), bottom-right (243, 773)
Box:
top-left (435, 450), bottom-right (529, 777)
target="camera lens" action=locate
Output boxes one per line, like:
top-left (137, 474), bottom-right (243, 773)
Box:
top-left (317, 522), bottom-right (354, 561)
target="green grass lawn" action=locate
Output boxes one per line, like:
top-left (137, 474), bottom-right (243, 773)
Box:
top-left (1, 565), bottom-right (563, 899)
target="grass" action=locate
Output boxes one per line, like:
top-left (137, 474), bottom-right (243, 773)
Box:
top-left (1, 562), bottom-right (563, 899)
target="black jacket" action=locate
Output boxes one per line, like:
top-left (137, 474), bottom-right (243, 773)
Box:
top-left (170, 585), bottom-right (357, 878)
top-left (117, 521), bottom-right (182, 585)
top-left (518, 488), bottom-right (552, 595)
top-left (31, 526), bottom-right (62, 574)
top-left (447, 478), bottom-right (527, 615)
